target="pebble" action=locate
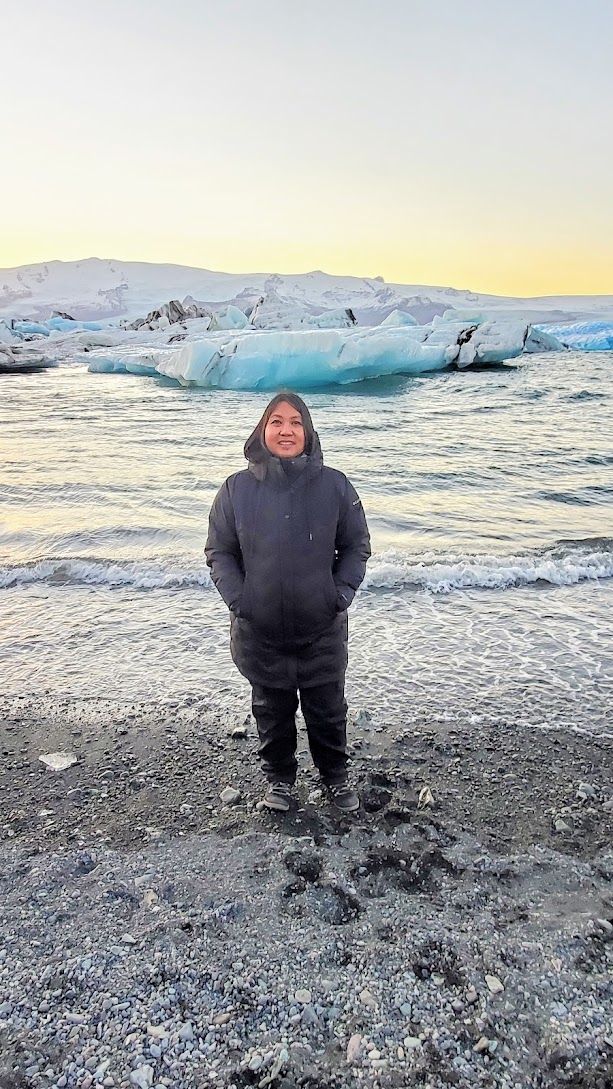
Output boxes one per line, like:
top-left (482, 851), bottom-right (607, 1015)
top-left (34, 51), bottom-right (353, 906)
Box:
top-left (294, 989), bottom-right (312, 1004)
top-left (554, 818), bottom-right (572, 833)
top-left (485, 974), bottom-right (504, 994)
top-left (130, 1069), bottom-right (154, 1089)
top-left (474, 1036), bottom-right (489, 1053)
top-left (359, 988), bottom-right (377, 1008)
top-left (301, 1004), bottom-right (319, 1025)
top-left (220, 787), bottom-right (242, 805)
top-left (346, 1034), bottom-right (362, 1063)
top-left (403, 1037), bottom-right (421, 1050)
top-left (465, 987), bottom-right (479, 1004)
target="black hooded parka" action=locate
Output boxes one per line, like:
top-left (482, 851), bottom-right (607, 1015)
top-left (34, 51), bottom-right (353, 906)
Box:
top-left (205, 404), bottom-right (371, 690)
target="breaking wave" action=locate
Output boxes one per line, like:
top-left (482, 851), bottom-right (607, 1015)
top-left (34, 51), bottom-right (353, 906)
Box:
top-left (2, 539), bottom-right (612, 594)
top-left (363, 539), bottom-right (613, 592)
top-left (0, 558), bottom-right (213, 591)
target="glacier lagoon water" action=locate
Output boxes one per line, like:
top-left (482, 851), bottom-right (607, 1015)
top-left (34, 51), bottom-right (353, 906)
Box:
top-left (1, 351), bottom-right (612, 734)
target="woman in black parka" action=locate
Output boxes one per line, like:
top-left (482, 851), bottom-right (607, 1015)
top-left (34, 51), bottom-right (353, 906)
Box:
top-left (205, 392), bottom-right (371, 812)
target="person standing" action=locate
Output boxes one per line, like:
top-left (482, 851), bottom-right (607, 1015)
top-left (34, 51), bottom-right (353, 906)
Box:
top-left (205, 393), bottom-right (370, 812)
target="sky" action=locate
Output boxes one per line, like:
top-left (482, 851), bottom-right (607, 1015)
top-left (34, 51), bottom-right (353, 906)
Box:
top-left (2, 0), bottom-right (612, 296)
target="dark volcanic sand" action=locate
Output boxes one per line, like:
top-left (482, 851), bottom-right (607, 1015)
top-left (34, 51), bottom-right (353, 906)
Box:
top-left (0, 694), bottom-right (611, 857)
top-left (0, 694), bottom-right (611, 1089)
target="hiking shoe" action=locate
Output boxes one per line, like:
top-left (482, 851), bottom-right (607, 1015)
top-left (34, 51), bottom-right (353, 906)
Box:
top-left (327, 784), bottom-right (360, 812)
top-left (262, 782), bottom-right (293, 812)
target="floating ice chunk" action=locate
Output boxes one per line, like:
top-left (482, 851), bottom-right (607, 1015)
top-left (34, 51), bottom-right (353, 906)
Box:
top-left (77, 330), bottom-right (141, 348)
top-left (249, 290), bottom-right (355, 330)
top-left (441, 309), bottom-right (487, 324)
top-left (211, 304), bottom-right (249, 330)
top-left (86, 345), bottom-right (171, 376)
top-left (127, 299), bottom-right (212, 331)
top-left (154, 327), bottom-right (457, 389)
top-left (307, 308), bottom-right (357, 329)
top-left (0, 322), bottom-right (16, 344)
top-left (45, 317), bottom-right (105, 332)
top-left (535, 320), bottom-right (613, 351)
top-left (379, 309), bottom-right (419, 327)
top-left (456, 320), bottom-right (528, 367)
top-left (524, 326), bottom-right (565, 353)
top-left (155, 336), bottom-right (227, 383)
top-left (11, 320), bottom-right (51, 337)
top-left (91, 317), bottom-right (536, 390)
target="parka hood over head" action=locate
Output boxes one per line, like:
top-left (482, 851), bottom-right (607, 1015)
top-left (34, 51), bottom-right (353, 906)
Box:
top-left (243, 393), bottom-right (322, 479)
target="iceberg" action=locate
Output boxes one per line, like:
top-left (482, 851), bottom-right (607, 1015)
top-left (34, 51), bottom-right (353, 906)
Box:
top-left (153, 327), bottom-right (461, 389)
top-left (379, 309), bottom-right (419, 327)
top-left (45, 317), bottom-right (105, 332)
top-left (126, 298), bottom-right (213, 331)
top-left (89, 317), bottom-right (530, 390)
top-left (249, 290), bottom-right (356, 330)
top-left (152, 328), bottom-right (454, 389)
top-left (211, 304), bottom-right (249, 330)
top-left (0, 322), bottom-right (16, 344)
top-left (524, 326), bottom-right (565, 353)
top-left (0, 346), bottom-right (56, 373)
top-left (86, 345), bottom-right (170, 377)
top-left (535, 320), bottom-right (613, 351)
top-left (441, 309), bottom-right (488, 324)
top-left (455, 320), bottom-right (529, 367)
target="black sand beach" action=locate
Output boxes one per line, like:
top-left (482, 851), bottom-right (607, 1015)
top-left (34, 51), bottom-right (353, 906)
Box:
top-left (0, 695), bottom-right (611, 1088)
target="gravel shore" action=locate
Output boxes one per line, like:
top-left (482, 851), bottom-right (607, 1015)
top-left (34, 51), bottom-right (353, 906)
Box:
top-left (0, 693), bottom-right (612, 1089)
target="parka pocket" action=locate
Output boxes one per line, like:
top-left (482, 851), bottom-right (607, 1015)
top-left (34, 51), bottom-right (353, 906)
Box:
top-left (238, 577), bottom-right (252, 621)
top-left (324, 576), bottom-right (340, 617)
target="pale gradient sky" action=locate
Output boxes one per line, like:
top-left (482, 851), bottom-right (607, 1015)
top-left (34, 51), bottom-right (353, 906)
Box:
top-left (3, 0), bottom-right (612, 295)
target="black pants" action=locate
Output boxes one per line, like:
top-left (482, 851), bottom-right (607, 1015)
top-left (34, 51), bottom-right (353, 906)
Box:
top-left (251, 681), bottom-right (348, 786)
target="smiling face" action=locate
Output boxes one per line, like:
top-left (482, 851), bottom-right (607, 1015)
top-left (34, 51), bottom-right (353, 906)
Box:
top-left (264, 400), bottom-right (306, 458)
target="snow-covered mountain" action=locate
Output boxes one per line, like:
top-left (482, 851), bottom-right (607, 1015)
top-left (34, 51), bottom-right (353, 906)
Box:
top-left (1, 257), bottom-right (612, 324)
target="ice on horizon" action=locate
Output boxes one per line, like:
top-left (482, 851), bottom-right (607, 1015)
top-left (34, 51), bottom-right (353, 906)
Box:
top-left (5, 292), bottom-right (613, 391)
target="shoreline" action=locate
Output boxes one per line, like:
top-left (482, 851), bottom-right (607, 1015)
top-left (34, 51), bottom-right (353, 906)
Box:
top-left (0, 694), bottom-right (612, 1088)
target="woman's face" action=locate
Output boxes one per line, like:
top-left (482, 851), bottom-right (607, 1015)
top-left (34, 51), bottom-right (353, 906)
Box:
top-left (264, 401), bottom-right (306, 458)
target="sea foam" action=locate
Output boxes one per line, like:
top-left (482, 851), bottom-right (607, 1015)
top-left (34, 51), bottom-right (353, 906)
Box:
top-left (2, 542), bottom-right (611, 594)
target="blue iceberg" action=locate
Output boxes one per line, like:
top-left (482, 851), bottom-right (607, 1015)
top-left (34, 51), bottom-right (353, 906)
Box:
top-left (536, 320), bottom-right (613, 351)
top-left (87, 319), bottom-right (534, 391)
